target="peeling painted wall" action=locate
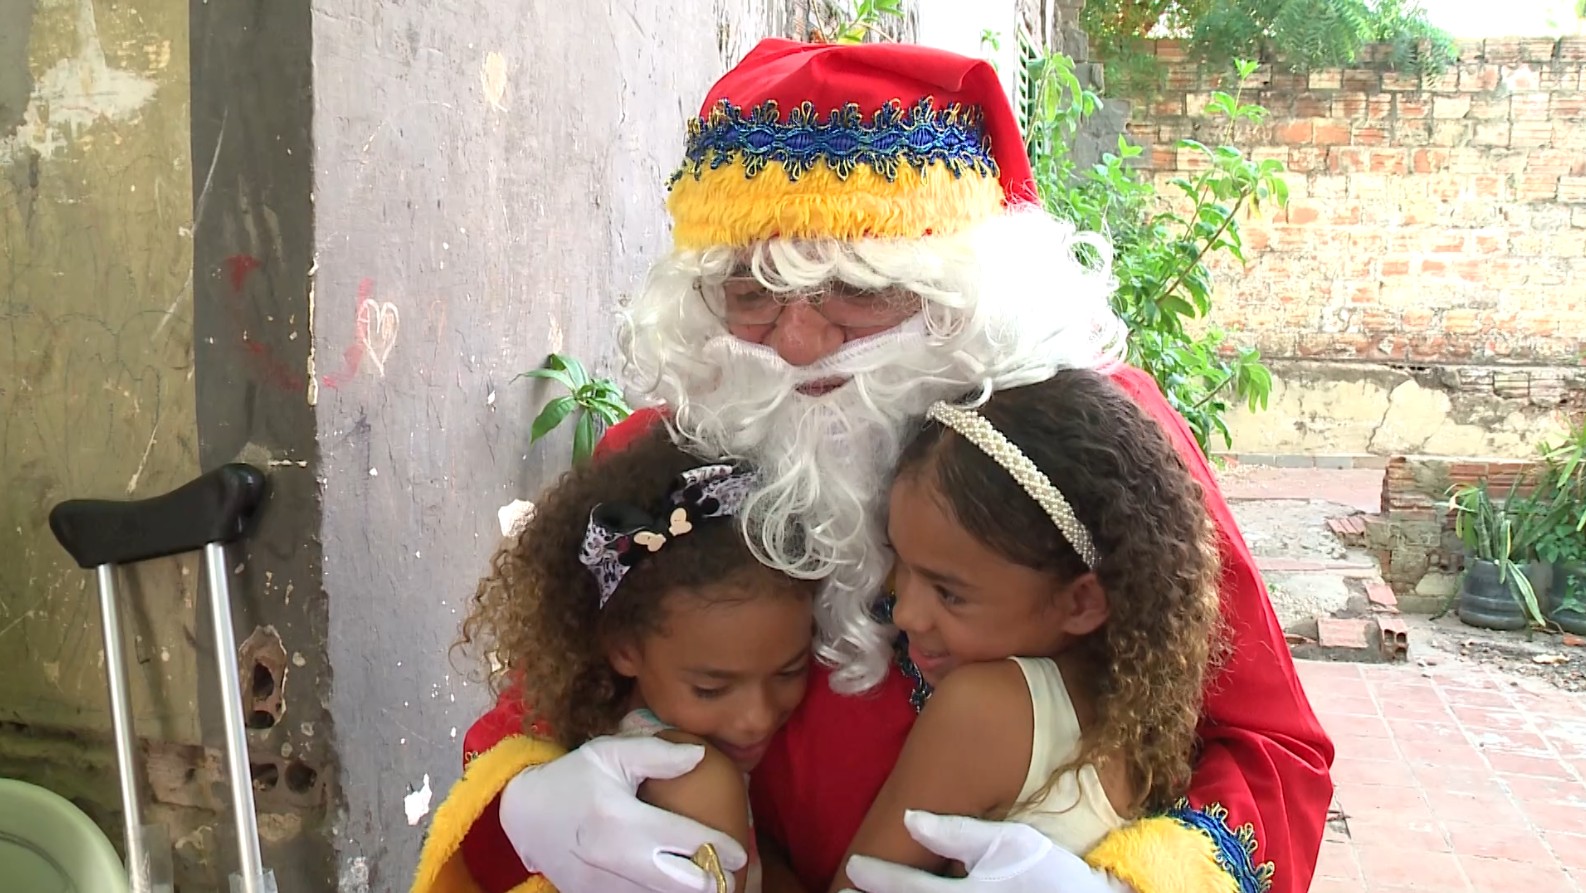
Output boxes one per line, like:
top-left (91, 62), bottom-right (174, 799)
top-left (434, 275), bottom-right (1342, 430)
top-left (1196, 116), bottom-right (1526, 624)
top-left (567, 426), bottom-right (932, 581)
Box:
top-left (0, 0), bottom-right (204, 839)
top-left (302, 1), bottom-right (899, 887)
top-left (186, 0), bottom-right (330, 885)
top-left (1223, 360), bottom-right (1583, 459)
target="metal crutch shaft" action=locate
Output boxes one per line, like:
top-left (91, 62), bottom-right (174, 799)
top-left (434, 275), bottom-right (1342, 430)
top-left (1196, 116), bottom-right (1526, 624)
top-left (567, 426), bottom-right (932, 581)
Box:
top-left (204, 542), bottom-right (271, 893)
top-left (95, 564), bottom-right (153, 893)
top-left (49, 464), bottom-right (272, 893)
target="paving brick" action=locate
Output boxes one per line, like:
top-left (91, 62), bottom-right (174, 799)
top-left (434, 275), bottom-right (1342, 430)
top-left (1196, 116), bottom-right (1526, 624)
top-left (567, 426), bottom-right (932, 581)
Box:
top-left (1499, 772), bottom-right (1586, 804)
top-left (1445, 821), bottom-right (1556, 863)
top-left (1432, 686), bottom-right (1512, 709)
top-left (1524, 800), bottom-right (1586, 834)
top-left (1486, 750), bottom-right (1578, 779)
top-left (1356, 845), bottom-right (1471, 889)
top-left (1366, 581), bottom-right (1399, 610)
top-left (1425, 786), bottom-right (1530, 825)
top-left (1320, 617), bottom-right (1375, 650)
top-left (1306, 690), bottom-right (1376, 716)
top-left (1316, 839), bottom-right (1364, 880)
top-left (1448, 700), bottom-right (1525, 725)
top-left (1378, 615), bottom-right (1409, 661)
top-left (1543, 830), bottom-right (1586, 871)
top-left (1331, 757), bottom-right (1410, 787)
top-left (1461, 853), bottom-right (1574, 891)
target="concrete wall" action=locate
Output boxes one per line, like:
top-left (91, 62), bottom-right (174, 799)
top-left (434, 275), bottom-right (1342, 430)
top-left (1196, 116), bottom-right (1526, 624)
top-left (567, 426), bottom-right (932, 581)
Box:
top-left (299, 2), bottom-right (913, 888)
top-left (1121, 37), bottom-right (1586, 460)
top-left (0, 0), bottom-right (218, 879)
top-left (1226, 360), bottom-right (1585, 461)
top-left (3, 1), bottom-right (1011, 887)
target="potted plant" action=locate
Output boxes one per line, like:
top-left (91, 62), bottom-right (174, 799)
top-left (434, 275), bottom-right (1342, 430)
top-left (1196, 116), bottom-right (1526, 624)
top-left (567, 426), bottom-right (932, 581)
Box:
top-left (1536, 423), bottom-right (1586, 632)
top-left (1539, 526), bottom-right (1586, 632)
top-left (1448, 478), bottom-right (1552, 630)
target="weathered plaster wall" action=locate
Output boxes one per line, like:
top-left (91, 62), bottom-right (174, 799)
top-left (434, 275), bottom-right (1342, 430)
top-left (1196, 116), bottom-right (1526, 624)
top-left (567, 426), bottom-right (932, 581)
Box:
top-left (187, 0), bottom-right (330, 886)
top-left (0, 0), bottom-right (208, 871)
top-left (1223, 361), bottom-right (1584, 459)
top-left (303, 2), bottom-right (892, 887)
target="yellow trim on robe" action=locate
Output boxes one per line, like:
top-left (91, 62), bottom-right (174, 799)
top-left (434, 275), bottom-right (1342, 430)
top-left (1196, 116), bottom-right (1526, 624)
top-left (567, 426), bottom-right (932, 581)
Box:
top-left (667, 157), bottom-right (1005, 250)
top-left (1086, 816), bottom-right (1242, 893)
top-left (409, 735), bottom-right (566, 893)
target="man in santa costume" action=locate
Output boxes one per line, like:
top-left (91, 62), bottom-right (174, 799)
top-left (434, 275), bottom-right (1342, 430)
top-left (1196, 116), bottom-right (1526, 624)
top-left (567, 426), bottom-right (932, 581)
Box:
top-left (411, 37), bottom-right (1332, 893)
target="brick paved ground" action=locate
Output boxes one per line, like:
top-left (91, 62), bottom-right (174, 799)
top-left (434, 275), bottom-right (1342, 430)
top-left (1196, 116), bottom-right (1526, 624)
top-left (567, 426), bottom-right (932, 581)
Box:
top-left (1299, 658), bottom-right (1586, 892)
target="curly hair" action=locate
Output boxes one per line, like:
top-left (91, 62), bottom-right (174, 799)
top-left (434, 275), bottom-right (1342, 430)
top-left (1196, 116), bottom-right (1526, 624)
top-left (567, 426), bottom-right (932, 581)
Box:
top-left (457, 428), bottom-right (814, 750)
top-left (895, 368), bottom-right (1223, 814)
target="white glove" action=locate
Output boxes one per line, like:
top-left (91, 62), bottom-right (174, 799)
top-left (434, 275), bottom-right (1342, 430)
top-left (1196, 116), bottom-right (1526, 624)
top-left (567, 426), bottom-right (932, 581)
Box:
top-left (842, 811), bottom-right (1134, 893)
top-left (498, 735), bottom-right (749, 893)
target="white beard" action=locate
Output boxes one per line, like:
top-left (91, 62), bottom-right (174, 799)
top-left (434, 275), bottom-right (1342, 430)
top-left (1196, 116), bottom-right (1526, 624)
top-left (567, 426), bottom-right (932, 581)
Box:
top-left (665, 319), bottom-right (959, 693)
top-left (620, 208), bottom-right (1127, 692)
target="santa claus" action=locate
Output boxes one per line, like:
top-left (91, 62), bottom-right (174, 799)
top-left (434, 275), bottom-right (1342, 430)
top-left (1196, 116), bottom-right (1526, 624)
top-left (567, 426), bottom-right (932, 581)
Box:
top-left (411, 37), bottom-right (1332, 893)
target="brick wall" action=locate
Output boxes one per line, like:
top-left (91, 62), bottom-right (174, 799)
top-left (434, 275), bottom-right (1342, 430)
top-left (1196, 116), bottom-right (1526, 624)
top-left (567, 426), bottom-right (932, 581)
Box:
top-left (1368, 455), bottom-right (1541, 609)
top-left (1127, 37), bottom-right (1586, 366)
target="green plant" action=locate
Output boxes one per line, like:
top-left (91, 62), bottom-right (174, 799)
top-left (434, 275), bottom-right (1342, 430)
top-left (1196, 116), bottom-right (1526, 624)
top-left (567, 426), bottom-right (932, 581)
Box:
top-left (1082, 0), bottom-right (1456, 98)
top-left (1448, 479), bottom-right (1549, 626)
top-left (1026, 54), bottom-right (1278, 453)
top-left (814, 0), bottom-right (904, 44)
top-left (519, 354), bottom-right (633, 466)
top-left (1534, 420), bottom-right (1586, 610)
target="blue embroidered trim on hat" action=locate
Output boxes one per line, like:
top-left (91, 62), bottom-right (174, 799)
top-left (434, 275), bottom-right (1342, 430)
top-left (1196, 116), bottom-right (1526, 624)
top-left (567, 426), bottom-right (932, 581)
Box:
top-left (1165, 799), bottom-right (1275, 893)
top-left (670, 98), bottom-right (999, 187)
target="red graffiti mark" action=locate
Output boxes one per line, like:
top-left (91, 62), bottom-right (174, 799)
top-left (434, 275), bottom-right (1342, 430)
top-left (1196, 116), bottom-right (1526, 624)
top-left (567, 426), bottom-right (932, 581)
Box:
top-left (226, 254), bottom-right (262, 294)
top-left (321, 278), bottom-right (375, 390)
top-left (224, 253), bottom-right (306, 392)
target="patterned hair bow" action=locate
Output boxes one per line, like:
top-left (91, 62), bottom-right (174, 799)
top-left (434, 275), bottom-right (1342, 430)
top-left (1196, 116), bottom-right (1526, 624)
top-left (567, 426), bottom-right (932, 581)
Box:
top-left (580, 464), bottom-right (759, 607)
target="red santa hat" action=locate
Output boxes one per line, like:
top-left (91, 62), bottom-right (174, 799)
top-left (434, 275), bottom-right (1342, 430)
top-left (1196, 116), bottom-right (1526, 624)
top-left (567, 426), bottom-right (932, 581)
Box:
top-left (667, 38), bottom-right (1037, 251)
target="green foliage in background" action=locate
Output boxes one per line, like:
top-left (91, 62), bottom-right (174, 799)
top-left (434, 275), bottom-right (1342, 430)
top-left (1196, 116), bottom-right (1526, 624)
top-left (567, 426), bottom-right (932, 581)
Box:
top-left (1083, 0), bottom-right (1456, 97)
top-left (1027, 55), bottom-right (1279, 452)
top-left (814, 0), bottom-right (906, 44)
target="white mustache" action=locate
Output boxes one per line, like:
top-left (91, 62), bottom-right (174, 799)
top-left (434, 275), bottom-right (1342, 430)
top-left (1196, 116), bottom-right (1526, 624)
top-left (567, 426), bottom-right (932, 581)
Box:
top-left (701, 315), bottom-right (934, 388)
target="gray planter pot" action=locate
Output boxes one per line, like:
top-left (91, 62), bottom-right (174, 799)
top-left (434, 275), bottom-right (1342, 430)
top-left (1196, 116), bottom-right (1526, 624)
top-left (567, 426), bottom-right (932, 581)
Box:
top-left (1550, 561), bottom-right (1586, 635)
top-left (1458, 559), bottom-right (1551, 631)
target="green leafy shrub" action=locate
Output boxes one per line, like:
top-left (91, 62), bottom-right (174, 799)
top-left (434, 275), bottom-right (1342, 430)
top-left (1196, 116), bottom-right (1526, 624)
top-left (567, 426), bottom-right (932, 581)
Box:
top-left (1027, 54), bottom-right (1279, 453)
top-left (1083, 0), bottom-right (1456, 98)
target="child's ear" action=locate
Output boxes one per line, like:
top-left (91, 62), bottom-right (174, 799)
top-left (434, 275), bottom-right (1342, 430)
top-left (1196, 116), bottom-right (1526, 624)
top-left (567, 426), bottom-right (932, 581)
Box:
top-left (1056, 572), bottom-right (1109, 636)
top-left (605, 634), bottom-right (643, 679)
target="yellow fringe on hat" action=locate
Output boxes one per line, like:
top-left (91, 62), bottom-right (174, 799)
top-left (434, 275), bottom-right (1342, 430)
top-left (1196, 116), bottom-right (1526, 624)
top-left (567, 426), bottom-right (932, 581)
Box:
top-left (1085, 815), bottom-right (1245, 893)
top-left (668, 156), bottom-right (1005, 250)
top-left (409, 735), bottom-right (565, 893)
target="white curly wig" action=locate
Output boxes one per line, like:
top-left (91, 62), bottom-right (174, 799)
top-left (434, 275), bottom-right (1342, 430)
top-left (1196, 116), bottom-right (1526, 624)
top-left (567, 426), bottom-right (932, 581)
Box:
top-left (619, 205), bottom-right (1126, 694)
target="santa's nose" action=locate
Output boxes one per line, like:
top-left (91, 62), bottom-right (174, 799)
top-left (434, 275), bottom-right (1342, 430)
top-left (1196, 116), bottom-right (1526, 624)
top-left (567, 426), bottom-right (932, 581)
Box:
top-left (763, 301), bottom-right (845, 366)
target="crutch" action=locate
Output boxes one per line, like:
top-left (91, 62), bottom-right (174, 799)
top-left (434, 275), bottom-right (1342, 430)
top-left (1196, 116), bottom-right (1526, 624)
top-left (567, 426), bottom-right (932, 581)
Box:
top-left (48, 463), bottom-right (277, 893)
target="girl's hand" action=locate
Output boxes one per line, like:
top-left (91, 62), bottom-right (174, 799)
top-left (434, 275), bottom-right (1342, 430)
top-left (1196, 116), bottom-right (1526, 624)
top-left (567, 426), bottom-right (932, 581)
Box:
top-left (499, 735), bottom-right (749, 893)
top-left (840, 811), bottom-right (1134, 893)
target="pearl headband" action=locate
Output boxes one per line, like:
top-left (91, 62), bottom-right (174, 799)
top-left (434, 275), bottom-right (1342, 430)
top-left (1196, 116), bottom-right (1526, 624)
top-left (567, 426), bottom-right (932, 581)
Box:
top-left (924, 401), bottom-right (1100, 568)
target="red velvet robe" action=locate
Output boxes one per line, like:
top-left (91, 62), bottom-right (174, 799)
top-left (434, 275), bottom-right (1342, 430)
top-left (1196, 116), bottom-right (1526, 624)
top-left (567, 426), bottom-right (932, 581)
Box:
top-left (455, 365), bottom-right (1334, 893)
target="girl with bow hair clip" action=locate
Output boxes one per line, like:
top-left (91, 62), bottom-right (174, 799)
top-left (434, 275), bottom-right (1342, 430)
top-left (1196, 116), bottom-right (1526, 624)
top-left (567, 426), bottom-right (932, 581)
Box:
top-left (451, 430), bottom-right (818, 893)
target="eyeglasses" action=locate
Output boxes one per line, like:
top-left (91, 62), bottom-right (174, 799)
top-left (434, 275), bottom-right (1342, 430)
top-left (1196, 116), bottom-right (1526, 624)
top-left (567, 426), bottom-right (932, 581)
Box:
top-left (697, 276), bottom-right (922, 332)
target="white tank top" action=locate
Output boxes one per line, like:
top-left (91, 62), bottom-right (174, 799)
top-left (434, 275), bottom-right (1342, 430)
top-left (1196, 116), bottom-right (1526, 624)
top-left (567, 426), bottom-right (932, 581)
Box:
top-left (1005, 656), bottom-right (1127, 854)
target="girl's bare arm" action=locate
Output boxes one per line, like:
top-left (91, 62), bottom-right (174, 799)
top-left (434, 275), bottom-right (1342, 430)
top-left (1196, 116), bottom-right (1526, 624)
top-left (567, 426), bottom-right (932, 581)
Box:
top-left (640, 729), bottom-right (753, 893)
top-left (828, 661), bottom-right (1035, 892)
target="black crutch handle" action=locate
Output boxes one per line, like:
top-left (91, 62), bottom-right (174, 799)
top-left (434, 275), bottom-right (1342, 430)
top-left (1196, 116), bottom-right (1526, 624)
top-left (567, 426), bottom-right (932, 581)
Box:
top-left (49, 463), bottom-right (269, 569)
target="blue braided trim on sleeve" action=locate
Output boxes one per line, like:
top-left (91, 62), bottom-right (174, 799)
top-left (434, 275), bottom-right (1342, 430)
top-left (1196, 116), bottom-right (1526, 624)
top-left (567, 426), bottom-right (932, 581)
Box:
top-left (1164, 799), bottom-right (1275, 893)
